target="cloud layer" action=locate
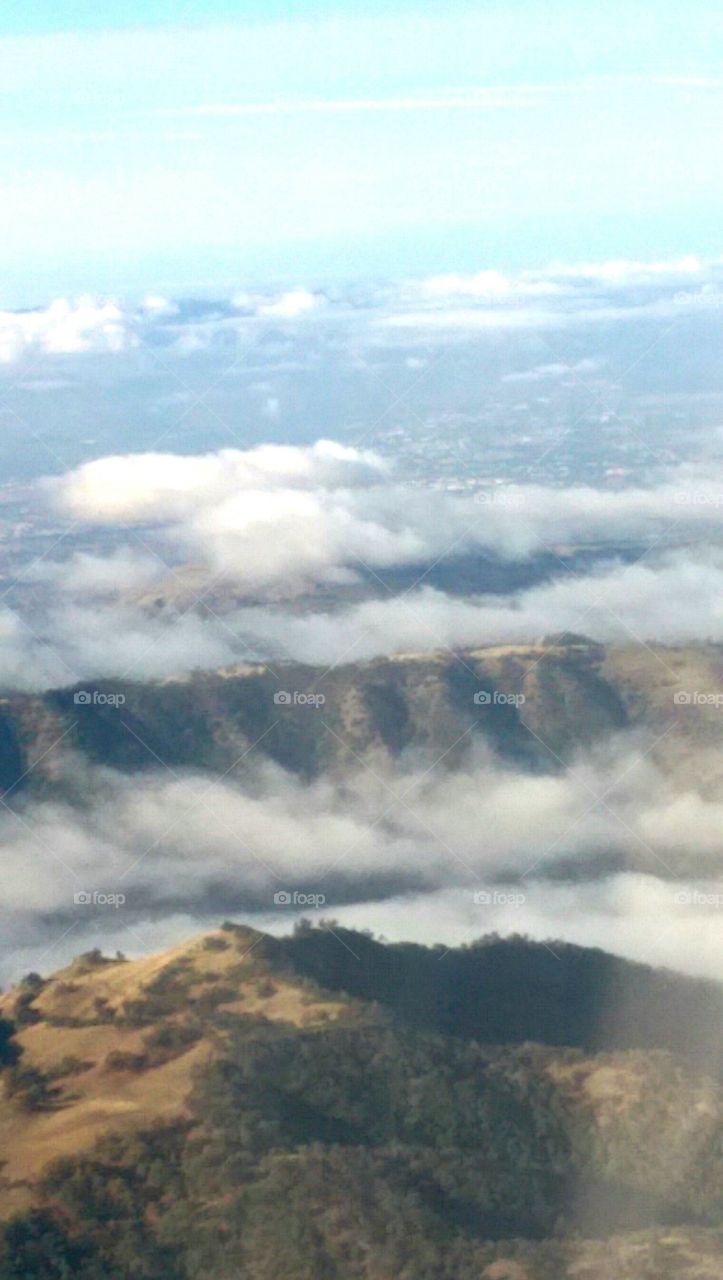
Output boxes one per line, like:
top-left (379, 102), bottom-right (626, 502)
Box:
top-left (47, 440), bottom-right (723, 586)
top-left (1, 736), bottom-right (721, 983)
top-left (1, 251), bottom-right (722, 366)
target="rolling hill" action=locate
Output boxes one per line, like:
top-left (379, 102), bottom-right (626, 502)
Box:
top-left (1, 638), bottom-right (722, 797)
top-left (0, 924), bottom-right (720, 1278)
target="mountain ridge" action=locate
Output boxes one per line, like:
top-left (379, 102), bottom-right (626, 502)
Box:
top-left (2, 639), bottom-right (722, 797)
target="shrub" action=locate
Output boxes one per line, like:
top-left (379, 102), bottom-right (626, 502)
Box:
top-left (105, 1050), bottom-right (149, 1072)
top-left (13, 978), bottom-right (44, 1027)
top-left (76, 949), bottom-right (110, 969)
top-left (19, 972), bottom-right (44, 992)
top-left (255, 978), bottom-right (277, 999)
top-left (48, 1056), bottom-right (93, 1079)
top-left (0, 1016), bottom-right (19, 1066)
top-left (142, 1020), bottom-right (203, 1063)
top-left (192, 986), bottom-right (238, 1016)
top-left (5, 1065), bottom-right (60, 1110)
top-left (203, 936), bottom-right (230, 952)
top-left (92, 997), bottom-right (116, 1024)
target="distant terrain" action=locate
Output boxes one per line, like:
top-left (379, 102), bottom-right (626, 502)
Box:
top-left (2, 637), bottom-right (723, 796)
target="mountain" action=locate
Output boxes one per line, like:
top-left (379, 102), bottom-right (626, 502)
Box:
top-left (0, 925), bottom-right (720, 1278)
top-left (2, 638), bottom-right (723, 797)
top-left (126, 544), bottom-right (652, 616)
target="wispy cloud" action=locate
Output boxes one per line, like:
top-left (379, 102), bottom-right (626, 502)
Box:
top-left (158, 74), bottom-right (723, 121)
top-left (162, 85), bottom-right (567, 119)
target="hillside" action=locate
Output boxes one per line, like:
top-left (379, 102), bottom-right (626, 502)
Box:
top-left (0, 925), bottom-right (720, 1278)
top-left (0, 927), bottom-right (346, 1218)
top-left (1, 638), bottom-right (723, 797)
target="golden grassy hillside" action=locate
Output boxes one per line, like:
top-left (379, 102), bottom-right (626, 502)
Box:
top-left (0, 927), bottom-right (347, 1217)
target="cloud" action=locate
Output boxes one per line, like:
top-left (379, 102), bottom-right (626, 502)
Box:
top-left (45, 441), bottom-right (723, 595)
top-left (381, 306), bottom-right (565, 332)
top-left (0, 252), bottom-right (720, 367)
top-left (0, 735), bottom-right (721, 983)
top-left (0, 437), bottom-right (713, 687)
top-left (0, 286), bottom-right (325, 366)
top-left (412, 255), bottom-right (707, 301)
top-left (0, 601), bottom-right (244, 690)
top-left (141, 294), bottom-right (178, 317)
top-left (5, 541), bottom-right (723, 693)
top-left (49, 439), bottom-right (386, 523)
top-left (0, 297), bottom-right (132, 363)
top-left (412, 269), bottom-right (569, 301)
top-left (24, 548), bottom-right (166, 599)
top-left (502, 358), bottom-right (603, 383)
top-left (547, 253), bottom-right (705, 286)
top-left (257, 289), bottom-right (324, 318)
top-left (233, 550), bottom-right (723, 666)
top-left (382, 254), bottom-right (723, 332)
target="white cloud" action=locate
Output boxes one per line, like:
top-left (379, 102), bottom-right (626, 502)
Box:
top-left (24, 548), bottom-right (166, 598)
top-left (547, 253), bottom-right (705, 285)
top-left (413, 268), bottom-right (568, 301)
top-left (0, 737), bottom-right (721, 982)
top-left (50, 439), bottom-right (387, 523)
top-left (0, 252), bottom-right (719, 366)
top-left (141, 294), bottom-right (178, 317)
top-left (0, 297), bottom-right (132, 363)
top-left (16, 440), bottom-right (723, 686)
top-left (383, 255), bottom-right (723, 332)
top-left (47, 444), bottom-right (723, 587)
top-left (381, 306), bottom-right (564, 331)
top-left (502, 357), bottom-right (603, 383)
top-left (234, 550), bottom-right (723, 665)
top-left (258, 289), bottom-right (324, 318)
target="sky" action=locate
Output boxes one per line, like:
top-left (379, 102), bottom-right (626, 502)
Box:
top-left (0, 1), bottom-right (722, 303)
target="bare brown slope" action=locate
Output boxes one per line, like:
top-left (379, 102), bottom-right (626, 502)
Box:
top-left (0, 928), bottom-right (346, 1217)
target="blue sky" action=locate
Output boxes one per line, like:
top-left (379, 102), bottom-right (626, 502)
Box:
top-left (0, 0), bottom-right (433, 35)
top-left (1, 1), bottom-right (721, 304)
